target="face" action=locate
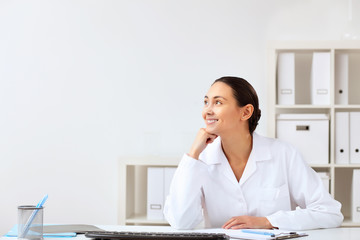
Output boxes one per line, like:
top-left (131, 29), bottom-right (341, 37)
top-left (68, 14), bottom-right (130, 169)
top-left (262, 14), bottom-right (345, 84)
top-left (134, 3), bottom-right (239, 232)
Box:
top-left (202, 82), bottom-right (244, 135)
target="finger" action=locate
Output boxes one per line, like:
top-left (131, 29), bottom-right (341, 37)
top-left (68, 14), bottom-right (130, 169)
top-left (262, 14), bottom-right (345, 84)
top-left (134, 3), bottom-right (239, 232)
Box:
top-left (222, 218), bottom-right (236, 229)
top-left (226, 216), bottom-right (248, 229)
top-left (189, 129), bottom-right (214, 159)
top-left (206, 134), bottom-right (218, 144)
top-left (225, 220), bottom-right (242, 229)
top-left (223, 218), bottom-right (240, 229)
top-left (230, 223), bottom-right (247, 229)
top-left (201, 128), bottom-right (217, 138)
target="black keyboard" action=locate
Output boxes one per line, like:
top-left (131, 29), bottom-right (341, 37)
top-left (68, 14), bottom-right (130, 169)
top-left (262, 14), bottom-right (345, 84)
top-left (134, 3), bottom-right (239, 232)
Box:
top-left (85, 231), bottom-right (230, 240)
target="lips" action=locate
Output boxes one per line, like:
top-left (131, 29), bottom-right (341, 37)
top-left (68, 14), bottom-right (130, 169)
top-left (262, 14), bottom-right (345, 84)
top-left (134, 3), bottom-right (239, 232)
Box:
top-left (206, 119), bottom-right (218, 124)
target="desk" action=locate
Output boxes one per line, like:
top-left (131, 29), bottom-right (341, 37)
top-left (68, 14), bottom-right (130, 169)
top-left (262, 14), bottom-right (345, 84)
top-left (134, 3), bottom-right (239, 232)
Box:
top-left (2, 225), bottom-right (360, 240)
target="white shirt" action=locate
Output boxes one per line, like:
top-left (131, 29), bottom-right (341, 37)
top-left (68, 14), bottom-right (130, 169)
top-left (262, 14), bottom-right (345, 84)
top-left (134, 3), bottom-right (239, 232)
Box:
top-left (163, 133), bottom-right (343, 230)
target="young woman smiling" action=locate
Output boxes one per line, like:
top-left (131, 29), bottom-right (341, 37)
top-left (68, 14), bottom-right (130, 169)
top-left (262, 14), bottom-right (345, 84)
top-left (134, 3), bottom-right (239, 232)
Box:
top-left (164, 76), bottom-right (343, 230)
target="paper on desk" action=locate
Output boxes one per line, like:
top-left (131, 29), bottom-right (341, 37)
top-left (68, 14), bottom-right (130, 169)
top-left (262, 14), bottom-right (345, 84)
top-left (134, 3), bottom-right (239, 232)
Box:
top-left (194, 228), bottom-right (307, 240)
top-left (33, 224), bottom-right (104, 234)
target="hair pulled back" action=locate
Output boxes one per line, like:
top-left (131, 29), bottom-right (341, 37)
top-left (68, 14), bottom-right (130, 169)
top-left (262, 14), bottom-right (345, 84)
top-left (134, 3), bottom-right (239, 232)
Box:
top-left (213, 76), bottom-right (261, 134)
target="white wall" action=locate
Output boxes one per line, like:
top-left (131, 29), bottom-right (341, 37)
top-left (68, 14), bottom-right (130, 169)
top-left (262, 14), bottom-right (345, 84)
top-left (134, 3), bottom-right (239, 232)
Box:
top-left (0, 0), bottom-right (355, 234)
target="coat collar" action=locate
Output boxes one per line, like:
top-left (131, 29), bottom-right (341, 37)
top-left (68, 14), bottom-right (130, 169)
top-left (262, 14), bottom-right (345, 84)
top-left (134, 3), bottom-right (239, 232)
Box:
top-left (199, 133), bottom-right (273, 186)
top-left (200, 133), bottom-right (272, 165)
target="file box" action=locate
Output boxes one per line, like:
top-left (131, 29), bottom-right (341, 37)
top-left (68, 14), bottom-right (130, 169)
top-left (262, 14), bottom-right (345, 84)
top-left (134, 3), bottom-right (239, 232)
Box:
top-left (276, 114), bottom-right (329, 165)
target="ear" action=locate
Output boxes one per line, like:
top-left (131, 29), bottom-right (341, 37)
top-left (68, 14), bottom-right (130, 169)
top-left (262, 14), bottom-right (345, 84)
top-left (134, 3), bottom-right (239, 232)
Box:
top-left (241, 104), bottom-right (254, 121)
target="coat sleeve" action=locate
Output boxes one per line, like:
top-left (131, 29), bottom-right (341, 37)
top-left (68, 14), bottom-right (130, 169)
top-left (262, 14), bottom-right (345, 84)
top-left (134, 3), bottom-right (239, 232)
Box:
top-left (266, 149), bottom-right (344, 230)
top-left (163, 154), bottom-right (208, 229)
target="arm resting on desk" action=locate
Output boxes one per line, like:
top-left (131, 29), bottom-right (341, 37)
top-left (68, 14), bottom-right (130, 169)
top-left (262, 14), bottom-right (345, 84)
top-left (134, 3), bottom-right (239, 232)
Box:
top-left (164, 154), bottom-right (207, 229)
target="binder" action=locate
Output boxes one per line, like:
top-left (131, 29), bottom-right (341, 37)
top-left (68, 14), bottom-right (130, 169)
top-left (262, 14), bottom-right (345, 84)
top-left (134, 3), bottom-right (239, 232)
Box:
top-left (164, 167), bottom-right (176, 201)
top-left (147, 167), bottom-right (164, 220)
top-left (350, 112), bottom-right (360, 164)
top-left (352, 169), bottom-right (360, 222)
top-left (277, 52), bottom-right (295, 105)
top-left (147, 167), bottom-right (176, 220)
top-left (335, 53), bottom-right (349, 105)
top-left (311, 52), bottom-right (331, 105)
top-left (335, 112), bottom-right (350, 164)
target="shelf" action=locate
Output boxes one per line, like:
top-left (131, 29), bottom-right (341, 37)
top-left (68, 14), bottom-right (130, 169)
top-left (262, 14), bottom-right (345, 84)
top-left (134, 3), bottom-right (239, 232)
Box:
top-left (341, 218), bottom-right (360, 227)
top-left (120, 156), bottom-right (180, 166)
top-left (269, 40), bottom-right (360, 227)
top-left (310, 164), bottom-right (360, 168)
top-left (125, 214), bottom-right (170, 225)
top-left (276, 105), bottom-right (331, 109)
top-left (335, 105), bottom-right (360, 109)
top-left (276, 105), bottom-right (360, 109)
top-left (309, 164), bottom-right (331, 168)
top-left (334, 164), bottom-right (360, 168)
top-left (268, 40), bottom-right (360, 50)
top-left (119, 157), bottom-right (180, 226)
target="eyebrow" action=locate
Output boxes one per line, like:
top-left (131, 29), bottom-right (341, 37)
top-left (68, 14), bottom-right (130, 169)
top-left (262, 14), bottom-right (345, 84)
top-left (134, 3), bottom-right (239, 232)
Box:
top-left (204, 95), bottom-right (228, 100)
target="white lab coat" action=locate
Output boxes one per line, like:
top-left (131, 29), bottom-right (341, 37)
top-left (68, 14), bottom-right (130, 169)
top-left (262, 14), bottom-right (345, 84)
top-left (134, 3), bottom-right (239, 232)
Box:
top-left (163, 133), bottom-right (343, 230)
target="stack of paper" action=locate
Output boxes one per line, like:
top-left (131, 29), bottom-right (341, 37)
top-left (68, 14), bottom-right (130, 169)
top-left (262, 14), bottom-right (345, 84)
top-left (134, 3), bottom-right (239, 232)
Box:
top-left (194, 228), bottom-right (308, 240)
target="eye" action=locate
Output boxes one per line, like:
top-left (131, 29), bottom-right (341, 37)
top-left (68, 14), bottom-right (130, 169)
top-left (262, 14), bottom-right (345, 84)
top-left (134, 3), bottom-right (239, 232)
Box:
top-left (215, 100), bottom-right (222, 105)
top-left (204, 100), bottom-right (208, 105)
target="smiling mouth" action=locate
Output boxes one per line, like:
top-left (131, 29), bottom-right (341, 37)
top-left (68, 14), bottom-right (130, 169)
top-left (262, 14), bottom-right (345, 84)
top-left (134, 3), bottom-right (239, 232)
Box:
top-left (207, 119), bottom-right (218, 124)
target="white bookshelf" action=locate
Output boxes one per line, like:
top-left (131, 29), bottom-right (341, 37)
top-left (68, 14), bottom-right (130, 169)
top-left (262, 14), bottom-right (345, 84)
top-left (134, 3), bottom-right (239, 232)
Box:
top-left (267, 40), bottom-right (360, 227)
top-left (118, 156), bottom-right (180, 226)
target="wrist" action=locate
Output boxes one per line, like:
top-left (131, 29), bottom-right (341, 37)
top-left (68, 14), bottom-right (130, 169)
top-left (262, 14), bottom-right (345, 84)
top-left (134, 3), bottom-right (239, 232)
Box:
top-left (263, 217), bottom-right (274, 229)
top-left (188, 150), bottom-right (200, 160)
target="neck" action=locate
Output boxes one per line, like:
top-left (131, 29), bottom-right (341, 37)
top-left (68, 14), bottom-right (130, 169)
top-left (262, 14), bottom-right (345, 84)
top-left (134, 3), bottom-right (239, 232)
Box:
top-left (221, 131), bottom-right (253, 165)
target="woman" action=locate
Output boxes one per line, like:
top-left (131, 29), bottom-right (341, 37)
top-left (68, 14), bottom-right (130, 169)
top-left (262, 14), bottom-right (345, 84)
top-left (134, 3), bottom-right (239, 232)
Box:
top-left (163, 76), bottom-right (343, 230)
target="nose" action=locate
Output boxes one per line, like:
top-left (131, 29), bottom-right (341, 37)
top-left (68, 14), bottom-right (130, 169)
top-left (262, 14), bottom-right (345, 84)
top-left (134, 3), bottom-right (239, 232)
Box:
top-left (204, 104), bottom-right (214, 115)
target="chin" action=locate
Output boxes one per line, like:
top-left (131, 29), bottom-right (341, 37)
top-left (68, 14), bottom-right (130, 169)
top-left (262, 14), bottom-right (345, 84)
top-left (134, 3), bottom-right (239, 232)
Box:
top-left (205, 127), bottom-right (218, 135)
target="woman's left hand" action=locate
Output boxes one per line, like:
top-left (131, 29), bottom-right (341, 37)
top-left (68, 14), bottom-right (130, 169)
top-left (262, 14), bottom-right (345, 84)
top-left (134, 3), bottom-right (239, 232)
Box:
top-left (222, 216), bottom-right (273, 229)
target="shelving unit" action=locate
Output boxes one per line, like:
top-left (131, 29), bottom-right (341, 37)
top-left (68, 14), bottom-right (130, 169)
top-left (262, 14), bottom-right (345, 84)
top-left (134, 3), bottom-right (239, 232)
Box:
top-left (118, 156), bottom-right (180, 226)
top-left (267, 40), bottom-right (360, 227)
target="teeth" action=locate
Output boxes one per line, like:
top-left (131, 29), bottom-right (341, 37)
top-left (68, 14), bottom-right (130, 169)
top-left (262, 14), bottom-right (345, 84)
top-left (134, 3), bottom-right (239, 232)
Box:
top-left (207, 120), bottom-right (217, 123)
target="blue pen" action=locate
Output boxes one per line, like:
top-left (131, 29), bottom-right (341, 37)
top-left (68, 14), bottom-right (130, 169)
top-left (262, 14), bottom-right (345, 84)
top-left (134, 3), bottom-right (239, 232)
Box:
top-left (241, 229), bottom-right (275, 237)
top-left (20, 194), bottom-right (48, 238)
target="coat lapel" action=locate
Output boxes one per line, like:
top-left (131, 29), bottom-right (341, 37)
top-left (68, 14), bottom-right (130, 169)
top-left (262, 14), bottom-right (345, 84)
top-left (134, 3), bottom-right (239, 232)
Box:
top-left (199, 133), bottom-right (273, 186)
top-left (240, 133), bottom-right (272, 185)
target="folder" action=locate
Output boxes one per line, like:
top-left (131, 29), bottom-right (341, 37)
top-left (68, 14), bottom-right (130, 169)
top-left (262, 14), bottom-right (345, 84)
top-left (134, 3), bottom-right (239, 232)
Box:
top-left (194, 228), bottom-right (308, 240)
top-left (350, 112), bottom-right (360, 164)
top-left (147, 167), bottom-right (165, 220)
top-left (335, 112), bottom-right (350, 164)
top-left (352, 169), bottom-right (360, 222)
top-left (335, 53), bottom-right (349, 105)
top-left (164, 167), bottom-right (176, 201)
top-left (277, 52), bottom-right (295, 105)
top-left (311, 52), bottom-right (331, 105)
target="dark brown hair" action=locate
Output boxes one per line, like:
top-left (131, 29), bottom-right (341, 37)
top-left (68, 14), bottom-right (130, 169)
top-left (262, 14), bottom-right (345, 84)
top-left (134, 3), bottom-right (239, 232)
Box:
top-left (213, 76), bottom-right (261, 134)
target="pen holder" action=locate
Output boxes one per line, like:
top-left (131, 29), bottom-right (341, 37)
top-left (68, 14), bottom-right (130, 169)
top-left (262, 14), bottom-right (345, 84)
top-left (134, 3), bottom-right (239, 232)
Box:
top-left (18, 205), bottom-right (44, 240)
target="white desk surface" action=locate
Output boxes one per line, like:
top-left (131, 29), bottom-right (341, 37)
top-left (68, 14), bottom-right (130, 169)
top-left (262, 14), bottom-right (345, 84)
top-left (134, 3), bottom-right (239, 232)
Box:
top-left (2, 225), bottom-right (360, 240)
